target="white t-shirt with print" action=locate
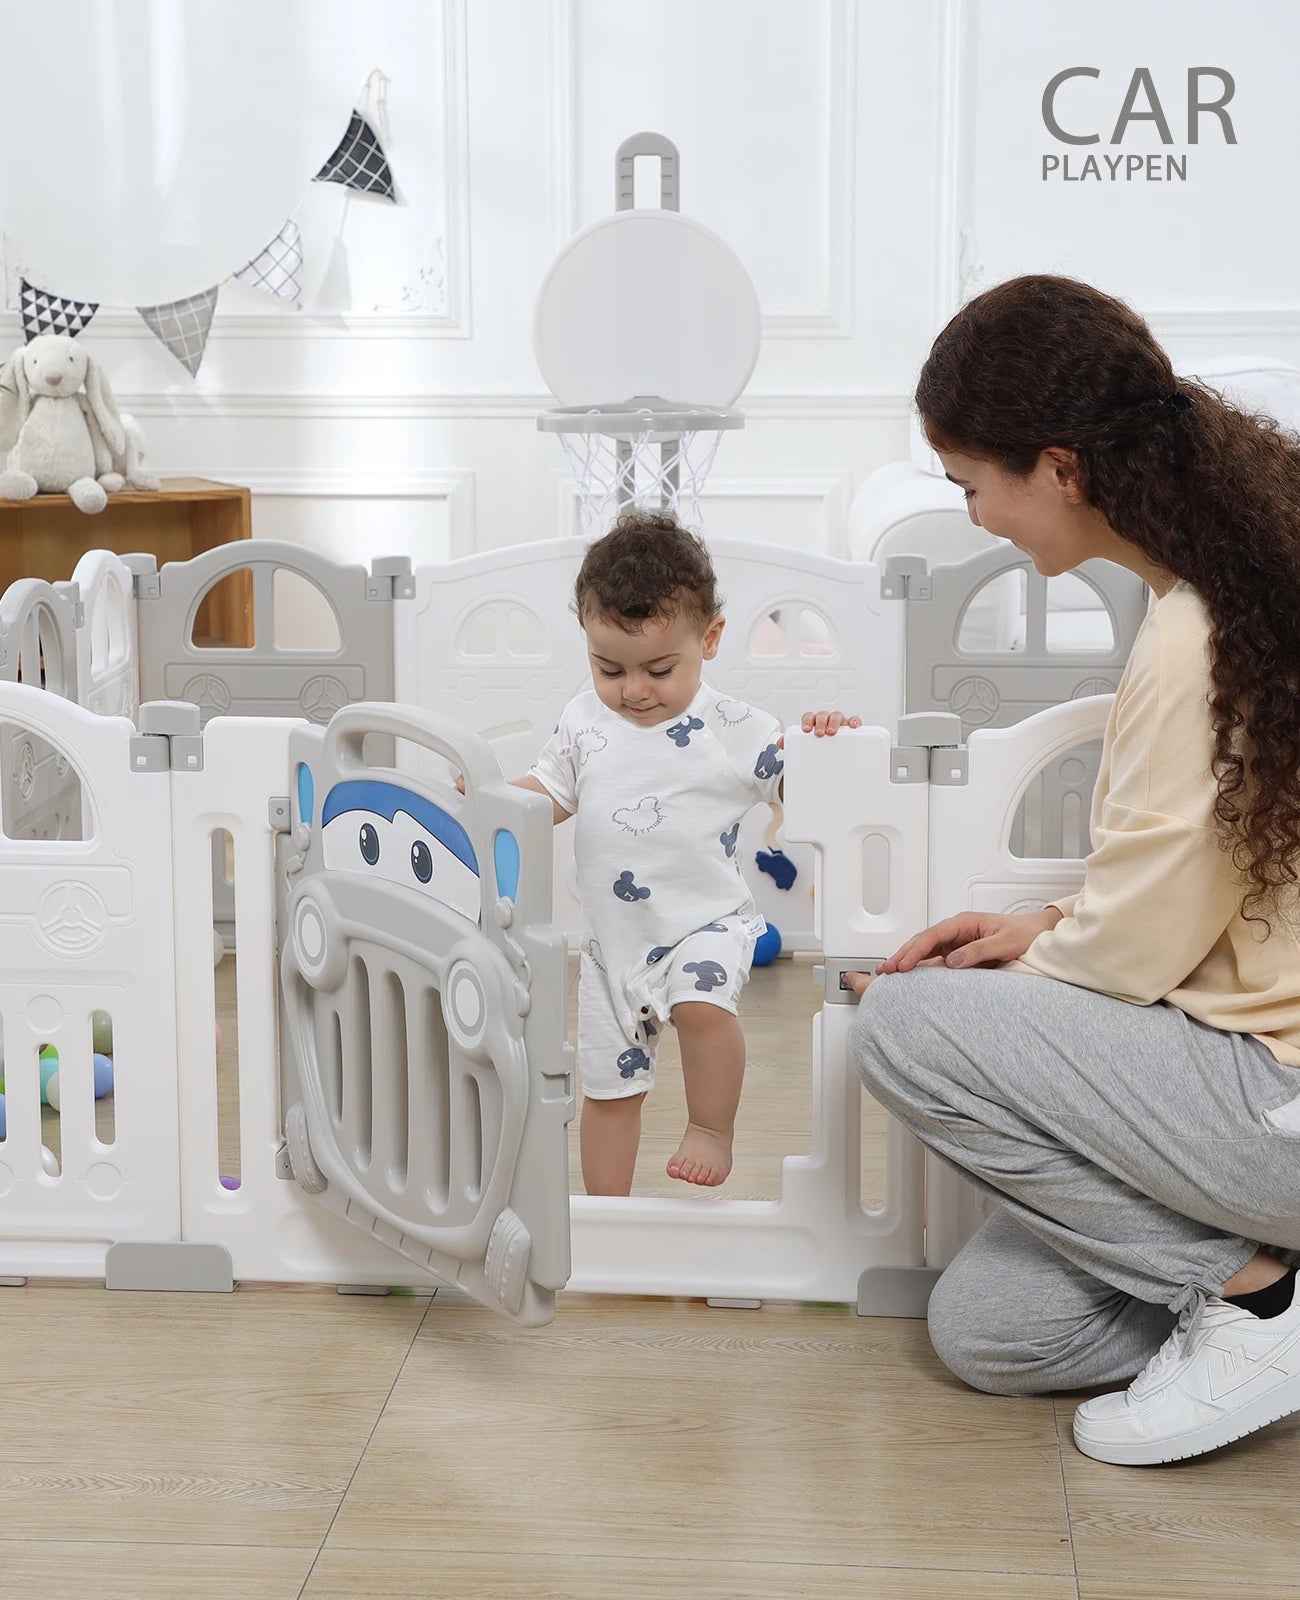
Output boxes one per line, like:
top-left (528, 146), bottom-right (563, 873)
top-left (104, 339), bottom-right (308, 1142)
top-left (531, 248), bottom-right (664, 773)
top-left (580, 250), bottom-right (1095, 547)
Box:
top-left (530, 680), bottom-right (783, 1032)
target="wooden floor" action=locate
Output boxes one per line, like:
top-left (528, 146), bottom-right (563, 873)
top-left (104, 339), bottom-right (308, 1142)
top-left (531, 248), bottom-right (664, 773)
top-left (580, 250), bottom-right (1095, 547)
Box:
top-left (10, 955), bottom-right (1300, 1599)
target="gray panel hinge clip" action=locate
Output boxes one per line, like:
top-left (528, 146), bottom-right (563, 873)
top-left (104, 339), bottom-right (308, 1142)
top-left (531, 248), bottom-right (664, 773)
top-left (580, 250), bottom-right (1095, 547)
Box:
top-left (893, 712), bottom-right (967, 785)
top-left (368, 556), bottom-right (416, 601)
top-left (268, 797), bottom-right (292, 833)
top-left (123, 552), bottom-right (161, 601)
top-left (131, 700), bottom-right (204, 773)
top-left (881, 555), bottom-right (932, 601)
top-left (274, 1142), bottom-right (294, 1180)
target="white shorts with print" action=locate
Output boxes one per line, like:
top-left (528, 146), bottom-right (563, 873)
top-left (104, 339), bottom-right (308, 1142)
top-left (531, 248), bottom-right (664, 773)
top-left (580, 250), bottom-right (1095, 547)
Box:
top-left (577, 913), bottom-right (760, 1099)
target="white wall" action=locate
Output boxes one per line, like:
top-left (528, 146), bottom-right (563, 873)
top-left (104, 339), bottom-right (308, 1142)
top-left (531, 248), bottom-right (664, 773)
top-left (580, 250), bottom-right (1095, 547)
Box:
top-left (1, 0), bottom-right (1294, 563)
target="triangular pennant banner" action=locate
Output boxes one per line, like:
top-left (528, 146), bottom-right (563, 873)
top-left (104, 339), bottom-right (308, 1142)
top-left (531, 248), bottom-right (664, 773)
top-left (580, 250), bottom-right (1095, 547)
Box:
top-left (20, 279), bottom-right (98, 341)
top-left (137, 286), bottom-right (219, 376)
top-left (234, 218), bottom-right (303, 304)
top-left (314, 109), bottom-right (397, 199)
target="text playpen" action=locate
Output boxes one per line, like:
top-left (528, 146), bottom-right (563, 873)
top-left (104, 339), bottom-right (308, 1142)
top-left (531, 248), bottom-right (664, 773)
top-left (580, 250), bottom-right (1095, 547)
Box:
top-left (0, 534), bottom-right (1144, 1325)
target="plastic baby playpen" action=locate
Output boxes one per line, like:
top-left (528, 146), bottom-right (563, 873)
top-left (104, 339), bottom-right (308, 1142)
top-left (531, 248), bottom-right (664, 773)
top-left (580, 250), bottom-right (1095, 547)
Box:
top-left (3, 125), bottom-right (1293, 1328)
top-left (0, 530), bottom-right (1143, 1326)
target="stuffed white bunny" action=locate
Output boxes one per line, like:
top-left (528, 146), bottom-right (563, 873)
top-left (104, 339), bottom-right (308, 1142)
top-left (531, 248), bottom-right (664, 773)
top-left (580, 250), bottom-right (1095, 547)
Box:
top-left (0, 333), bottom-right (126, 513)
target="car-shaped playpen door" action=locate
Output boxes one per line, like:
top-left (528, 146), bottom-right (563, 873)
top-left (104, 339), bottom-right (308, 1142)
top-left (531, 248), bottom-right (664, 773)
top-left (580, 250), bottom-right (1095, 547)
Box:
top-left (278, 703), bottom-right (573, 1326)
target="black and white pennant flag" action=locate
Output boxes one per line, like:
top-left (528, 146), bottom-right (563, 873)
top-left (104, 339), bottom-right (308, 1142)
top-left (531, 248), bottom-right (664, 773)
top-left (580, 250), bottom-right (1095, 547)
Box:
top-left (137, 286), bottom-right (219, 376)
top-left (314, 110), bottom-right (397, 200)
top-left (234, 219), bottom-right (303, 304)
top-left (21, 279), bottom-right (98, 340)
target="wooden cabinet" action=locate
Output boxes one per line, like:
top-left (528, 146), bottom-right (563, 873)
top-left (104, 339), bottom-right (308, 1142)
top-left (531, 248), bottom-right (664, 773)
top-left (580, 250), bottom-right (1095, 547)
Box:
top-left (0, 476), bottom-right (253, 646)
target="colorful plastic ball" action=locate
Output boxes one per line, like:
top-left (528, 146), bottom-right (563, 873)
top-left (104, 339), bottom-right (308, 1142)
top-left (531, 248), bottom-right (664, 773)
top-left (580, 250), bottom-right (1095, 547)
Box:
top-left (0, 1092), bottom-right (5, 1139)
top-left (92, 1053), bottom-right (114, 1099)
top-left (219, 1175), bottom-right (241, 1191)
top-left (753, 924), bottom-right (782, 967)
top-left (39, 1049), bottom-right (60, 1105)
top-left (92, 1011), bottom-right (113, 1055)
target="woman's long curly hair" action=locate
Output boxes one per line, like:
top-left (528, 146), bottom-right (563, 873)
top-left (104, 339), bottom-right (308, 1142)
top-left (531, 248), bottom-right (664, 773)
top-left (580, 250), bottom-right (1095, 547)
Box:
top-left (916, 274), bottom-right (1300, 925)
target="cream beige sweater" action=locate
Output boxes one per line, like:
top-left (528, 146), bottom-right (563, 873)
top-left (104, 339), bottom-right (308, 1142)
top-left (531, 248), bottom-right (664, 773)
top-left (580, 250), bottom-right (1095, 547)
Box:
top-left (1007, 581), bottom-right (1300, 1066)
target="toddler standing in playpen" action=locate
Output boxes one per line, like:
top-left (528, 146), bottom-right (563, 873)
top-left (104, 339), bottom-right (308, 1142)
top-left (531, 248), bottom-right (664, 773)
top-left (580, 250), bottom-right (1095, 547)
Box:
top-left (511, 511), bottom-right (857, 1195)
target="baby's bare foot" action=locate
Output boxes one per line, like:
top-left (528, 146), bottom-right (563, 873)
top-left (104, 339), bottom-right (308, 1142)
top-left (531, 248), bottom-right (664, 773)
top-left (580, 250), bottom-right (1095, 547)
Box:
top-left (666, 1123), bottom-right (733, 1187)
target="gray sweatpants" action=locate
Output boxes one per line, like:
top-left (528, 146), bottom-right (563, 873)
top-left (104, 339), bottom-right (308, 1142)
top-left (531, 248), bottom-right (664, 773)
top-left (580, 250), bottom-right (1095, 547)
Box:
top-left (851, 967), bottom-right (1300, 1396)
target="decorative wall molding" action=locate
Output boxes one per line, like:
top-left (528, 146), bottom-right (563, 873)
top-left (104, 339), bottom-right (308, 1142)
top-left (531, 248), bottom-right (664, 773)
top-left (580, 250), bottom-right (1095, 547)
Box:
top-left (761, 0), bottom-right (858, 339)
top-left (0, 0), bottom-right (472, 339)
top-left (936, 0), bottom-right (1300, 333)
top-left (177, 467), bottom-right (479, 558)
top-left (544, 0), bottom-right (579, 250)
top-left (115, 391), bottom-right (912, 421)
top-left (1149, 310), bottom-right (1300, 340)
top-left (436, 0), bottom-right (472, 336)
top-left (542, 0), bottom-right (856, 340)
top-left (931, 0), bottom-right (973, 322)
top-left (0, 312), bottom-right (469, 343)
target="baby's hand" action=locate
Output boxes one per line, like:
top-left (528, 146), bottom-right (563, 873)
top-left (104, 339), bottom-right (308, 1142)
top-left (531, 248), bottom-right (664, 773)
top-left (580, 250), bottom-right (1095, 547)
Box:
top-left (455, 773), bottom-right (466, 795)
top-left (799, 709), bottom-right (862, 738)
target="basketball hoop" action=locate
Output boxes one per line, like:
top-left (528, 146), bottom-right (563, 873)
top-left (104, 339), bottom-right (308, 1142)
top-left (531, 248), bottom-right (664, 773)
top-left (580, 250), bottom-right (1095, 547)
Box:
top-left (539, 396), bottom-right (743, 536)
top-left (533, 134), bottom-right (761, 539)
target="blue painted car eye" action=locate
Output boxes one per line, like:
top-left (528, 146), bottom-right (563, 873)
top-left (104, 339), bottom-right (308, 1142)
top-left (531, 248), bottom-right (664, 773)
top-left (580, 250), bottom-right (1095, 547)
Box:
top-left (359, 823), bottom-right (380, 864)
top-left (411, 840), bottom-right (433, 882)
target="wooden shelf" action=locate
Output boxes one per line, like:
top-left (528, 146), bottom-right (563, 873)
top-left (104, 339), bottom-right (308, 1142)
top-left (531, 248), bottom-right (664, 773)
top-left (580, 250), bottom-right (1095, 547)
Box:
top-left (0, 476), bottom-right (253, 646)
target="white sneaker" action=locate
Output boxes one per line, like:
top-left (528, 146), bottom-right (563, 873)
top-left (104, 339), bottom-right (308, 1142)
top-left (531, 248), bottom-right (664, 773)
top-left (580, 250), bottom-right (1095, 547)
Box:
top-left (1072, 1285), bottom-right (1300, 1466)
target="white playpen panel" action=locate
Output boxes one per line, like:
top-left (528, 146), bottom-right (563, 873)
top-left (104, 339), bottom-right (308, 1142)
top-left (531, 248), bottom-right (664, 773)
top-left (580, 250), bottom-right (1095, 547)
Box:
top-left (921, 696), bottom-right (1109, 1270)
top-left (563, 728), bottom-right (933, 1303)
top-left (0, 579), bottom-right (86, 844)
top-left (0, 686), bottom-right (181, 1275)
top-left (171, 716), bottom-right (445, 1288)
top-left (395, 540), bottom-right (591, 942)
top-left (396, 539), bottom-right (905, 953)
top-left (707, 541), bottom-right (903, 949)
top-left (71, 550), bottom-right (140, 721)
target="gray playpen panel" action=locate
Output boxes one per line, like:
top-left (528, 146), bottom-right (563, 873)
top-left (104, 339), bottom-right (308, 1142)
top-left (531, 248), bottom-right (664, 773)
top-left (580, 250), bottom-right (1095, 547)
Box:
top-left (276, 703), bottom-right (572, 1324)
top-left (133, 541), bottom-right (411, 938)
top-left (903, 550), bottom-right (1146, 856)
top-left (133, 541), bottom-right (408, 724)
top-left (0, 580), bottom-right (84, 841)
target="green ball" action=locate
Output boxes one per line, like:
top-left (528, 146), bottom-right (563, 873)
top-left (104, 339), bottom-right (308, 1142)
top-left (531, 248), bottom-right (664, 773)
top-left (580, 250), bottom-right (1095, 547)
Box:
top-left (92, 1012), bottom-right (113, 1056)
top-left (39, 1053), bottom-right (59, 1105)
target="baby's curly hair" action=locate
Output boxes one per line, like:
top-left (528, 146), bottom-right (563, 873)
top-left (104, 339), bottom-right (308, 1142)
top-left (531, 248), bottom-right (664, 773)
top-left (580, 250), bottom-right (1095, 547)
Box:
top-left (573, 508), bottom-right (722, 631)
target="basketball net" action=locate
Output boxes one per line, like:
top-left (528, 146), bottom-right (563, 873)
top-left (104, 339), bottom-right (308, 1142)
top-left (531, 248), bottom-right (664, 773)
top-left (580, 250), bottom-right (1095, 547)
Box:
top-left (555, 422), bottom-right (725, 538)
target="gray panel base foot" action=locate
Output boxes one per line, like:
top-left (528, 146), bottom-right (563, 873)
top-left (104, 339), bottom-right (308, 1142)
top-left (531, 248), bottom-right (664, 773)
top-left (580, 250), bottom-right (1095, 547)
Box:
top-left (105, 1242), bottom-right (235, 1293)
top-left (857, 1265), bottom-right (942, 1319)
top-left (707, 1297), bottom-right (762, 1309)
top-left (0, 1277), bottom-right (27, 1287)
top-left (337, 1284), bottom-right (392, 1296)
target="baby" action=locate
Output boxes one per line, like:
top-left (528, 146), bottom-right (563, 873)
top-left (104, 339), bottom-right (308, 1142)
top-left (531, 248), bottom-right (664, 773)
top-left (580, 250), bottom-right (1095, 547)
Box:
top-left (513, 509), bottom-right (858, 1196)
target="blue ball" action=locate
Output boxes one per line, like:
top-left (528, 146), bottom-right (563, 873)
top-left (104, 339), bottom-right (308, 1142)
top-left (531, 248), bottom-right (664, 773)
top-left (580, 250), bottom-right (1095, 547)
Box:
top-left (753, 924), bottom-right (782, 967)
top-left (93, 1053), bottom-right (114, 1099)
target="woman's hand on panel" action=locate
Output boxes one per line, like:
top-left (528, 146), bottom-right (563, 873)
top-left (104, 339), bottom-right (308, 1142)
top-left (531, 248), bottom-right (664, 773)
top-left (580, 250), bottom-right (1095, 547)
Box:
top-left (841, 907), bottom-right (1064, 996)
